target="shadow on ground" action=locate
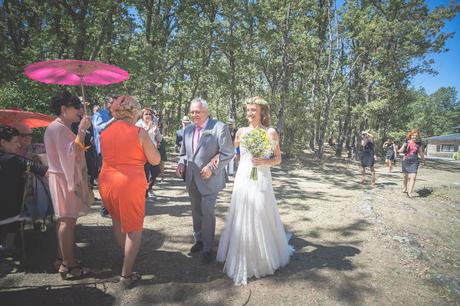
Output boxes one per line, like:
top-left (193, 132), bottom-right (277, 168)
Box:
top-left (0, 286), bottom-right (115, 306)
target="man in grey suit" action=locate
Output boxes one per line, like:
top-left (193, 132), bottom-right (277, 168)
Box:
top-left (176, 98), bottom-right (234, 263)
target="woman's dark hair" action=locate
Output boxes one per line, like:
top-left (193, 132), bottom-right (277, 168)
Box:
top-left (0, 125), bottom-right (20, 142)
top-left (50, 91), bottom-right (82, 115)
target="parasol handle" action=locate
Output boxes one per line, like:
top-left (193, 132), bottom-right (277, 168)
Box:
top-left (80, 78), bottom-right (88, 116)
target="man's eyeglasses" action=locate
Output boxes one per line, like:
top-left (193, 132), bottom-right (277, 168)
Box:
top-left (19, 133), bottom-right (33, 137)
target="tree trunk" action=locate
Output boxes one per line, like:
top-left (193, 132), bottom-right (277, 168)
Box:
top-left (336, 85), bottom-right (353, 157)
top-left (277, 2), bottom-right (292, 144)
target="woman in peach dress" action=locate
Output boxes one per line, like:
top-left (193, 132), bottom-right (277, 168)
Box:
top-left (44, 91), bottom-right (92, 279)
top-left (98, 96), bottom-right (160, 288)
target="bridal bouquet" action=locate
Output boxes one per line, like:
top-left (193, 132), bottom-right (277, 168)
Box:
top-left (241, 128), bottom-right (272, 180)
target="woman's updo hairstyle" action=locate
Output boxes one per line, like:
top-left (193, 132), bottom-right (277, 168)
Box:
top-left (111, 95), bottom-right (141, 121)
top-left (50, 90), bottom-right (82, 115)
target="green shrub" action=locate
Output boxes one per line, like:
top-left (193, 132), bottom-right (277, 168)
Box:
top-left (453, 152), bottom-right (460, 160)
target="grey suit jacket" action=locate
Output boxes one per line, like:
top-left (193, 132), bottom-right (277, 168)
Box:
top-left (179, 118), bottom-right (234, 195)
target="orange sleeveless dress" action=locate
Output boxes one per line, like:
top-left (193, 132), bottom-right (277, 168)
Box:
top-left (98, 120), bottom-right (148, 232)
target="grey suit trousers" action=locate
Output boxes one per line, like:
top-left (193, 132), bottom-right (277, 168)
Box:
top-left (188, 177), bottom-right (218, 253)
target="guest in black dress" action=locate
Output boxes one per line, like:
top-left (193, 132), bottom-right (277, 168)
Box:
top-left (0, 126), bottom-right (48, 252)
top-left (383, 139), bottom-right (397, 173)
top-left (398, 129), bottom-right (425, 198)
top-left (71, 122), bottom-right (98, 187)
top-left (360, 131), bottom-right (376, 187)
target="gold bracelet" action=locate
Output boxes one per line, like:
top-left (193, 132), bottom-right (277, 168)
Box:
top-left (74, 137), bottom-right (91, 151)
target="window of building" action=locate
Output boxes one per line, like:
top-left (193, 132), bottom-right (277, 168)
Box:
top-left (440, 144), bottom-right (455, 152)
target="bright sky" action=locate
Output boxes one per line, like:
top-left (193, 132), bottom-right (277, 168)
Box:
top-left (411, 0), bottom-right (460, 94)
top-left (336, 0), bottom-right (460, 95)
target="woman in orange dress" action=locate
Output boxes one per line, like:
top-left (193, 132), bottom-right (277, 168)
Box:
top-left (98, 95), bottom-right (160, 288)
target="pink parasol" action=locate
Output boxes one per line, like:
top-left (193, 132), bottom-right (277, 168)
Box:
top-left (0, 109), bottom-right (54, 128)
top-left (24, 60), bottom-right (129, 114)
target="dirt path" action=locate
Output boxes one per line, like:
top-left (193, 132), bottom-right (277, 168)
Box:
top-left (1, 156), bottom-right (459, 306)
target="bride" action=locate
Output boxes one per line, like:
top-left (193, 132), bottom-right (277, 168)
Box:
top-left (216, 96), bottom-right (293, 286)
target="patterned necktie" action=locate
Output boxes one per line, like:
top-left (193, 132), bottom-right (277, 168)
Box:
top-left (193, 126), bottom-right (202, 153)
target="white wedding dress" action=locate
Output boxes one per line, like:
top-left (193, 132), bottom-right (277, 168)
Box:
top-left (216, 134), bottom-right (294, 286)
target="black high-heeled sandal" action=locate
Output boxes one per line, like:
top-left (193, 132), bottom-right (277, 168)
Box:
top-left (120, 272), bottom-right (141, 289)
top-left (54, 257), bottom-right (82, 271)
top-left (59, 263), bottom-right (92, 280)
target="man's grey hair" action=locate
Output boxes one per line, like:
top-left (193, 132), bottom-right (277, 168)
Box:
top-left (190, 97), bottom-right (208, 110)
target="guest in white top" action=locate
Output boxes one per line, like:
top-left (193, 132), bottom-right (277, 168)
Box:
top-left (136, 108), bottom-right (162, 197)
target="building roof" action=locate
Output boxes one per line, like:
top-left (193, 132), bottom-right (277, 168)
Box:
top-left (427, 133), bottom-right (460, 142)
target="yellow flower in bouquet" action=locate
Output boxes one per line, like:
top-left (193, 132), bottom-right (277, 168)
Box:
top-left (241, 128), bottom-right (272, 180)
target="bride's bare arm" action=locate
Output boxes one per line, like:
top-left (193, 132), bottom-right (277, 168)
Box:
top-left (234, 128), bottom-right (244, 148)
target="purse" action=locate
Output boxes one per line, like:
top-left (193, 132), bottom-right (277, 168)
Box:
top-left (21, 166), bottom-right (54, 228)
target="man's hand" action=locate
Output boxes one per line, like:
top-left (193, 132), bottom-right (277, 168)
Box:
top-left (176, 164), bottom-right (185, 178)
top-left (200, 166), bottom-right (212, 180)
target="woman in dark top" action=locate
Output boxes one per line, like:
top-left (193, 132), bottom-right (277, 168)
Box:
top-left (398, 129), bottom-right (425, 198)
top-left (0, 126), bottom-right (48, 251)
top-left (360, 131), bottom-right (376, 187)
top-left (383, 139), bottom-right (397, 173)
